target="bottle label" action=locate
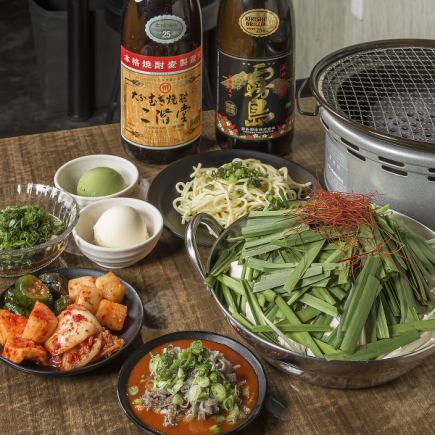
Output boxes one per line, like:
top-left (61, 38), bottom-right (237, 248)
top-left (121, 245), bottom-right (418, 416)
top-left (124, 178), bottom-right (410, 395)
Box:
top-left (145, 15), bottom-right (187, 44)
top-left (239, 9), bottom-right (280, 37)
top-left (217, 51), bottom-right (294, 141)
top-left (121, 46), bottom-right (202, 149)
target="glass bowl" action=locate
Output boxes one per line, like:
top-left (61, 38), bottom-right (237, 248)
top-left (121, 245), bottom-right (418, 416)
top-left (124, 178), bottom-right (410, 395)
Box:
top-left (0, 183), bottom-right (79, 277)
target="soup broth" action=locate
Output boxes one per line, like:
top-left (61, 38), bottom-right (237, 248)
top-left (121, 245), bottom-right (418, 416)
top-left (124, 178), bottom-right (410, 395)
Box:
top-left (127, 339), bottom-right (259, 434)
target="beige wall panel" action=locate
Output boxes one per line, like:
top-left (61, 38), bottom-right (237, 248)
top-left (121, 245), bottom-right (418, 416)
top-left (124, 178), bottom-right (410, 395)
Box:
top-left (293, 0), bottom-right (347, 79)
top-left (293, 0), bottom-right (435, 79)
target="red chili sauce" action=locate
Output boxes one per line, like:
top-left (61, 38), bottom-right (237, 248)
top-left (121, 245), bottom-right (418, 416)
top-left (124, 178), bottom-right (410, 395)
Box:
top-left (127, 339), bottom-right (259, 434)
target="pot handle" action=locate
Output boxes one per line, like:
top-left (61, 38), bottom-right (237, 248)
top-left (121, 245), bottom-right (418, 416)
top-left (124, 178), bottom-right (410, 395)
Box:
top-left (185, 213), bottom-right (224, 280)
top-left (296, 78), bottom-right (320, 116)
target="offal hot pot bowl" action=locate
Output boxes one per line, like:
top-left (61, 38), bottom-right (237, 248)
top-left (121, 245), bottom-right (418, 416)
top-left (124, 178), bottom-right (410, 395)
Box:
top-left (186, 212), bottom-right (435, 389)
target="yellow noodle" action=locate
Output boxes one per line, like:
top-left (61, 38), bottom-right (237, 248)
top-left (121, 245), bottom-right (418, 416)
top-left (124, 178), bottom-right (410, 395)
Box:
top-left (173, 158), bottom-right (311, 228)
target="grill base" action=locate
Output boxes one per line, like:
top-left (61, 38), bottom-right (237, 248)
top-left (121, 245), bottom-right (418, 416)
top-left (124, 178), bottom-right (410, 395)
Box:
top-left (321, 109), bottom-right (435, 230)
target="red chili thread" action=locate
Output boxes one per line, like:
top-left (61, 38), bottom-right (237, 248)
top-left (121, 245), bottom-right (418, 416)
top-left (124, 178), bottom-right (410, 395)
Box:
top-left (295, 190), bottom-right (377, 231)
top-left (290, 190), bottom-right (404, 272)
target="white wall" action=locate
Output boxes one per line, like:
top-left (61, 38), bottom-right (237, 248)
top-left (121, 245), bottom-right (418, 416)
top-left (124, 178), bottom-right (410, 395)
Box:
top-left (293, 0), bottom-right (435, 79)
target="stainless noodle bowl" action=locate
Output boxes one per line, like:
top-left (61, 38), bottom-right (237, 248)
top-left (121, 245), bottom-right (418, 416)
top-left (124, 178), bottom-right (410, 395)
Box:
top-left (298, 39), bottom-right (435, 230)
top-left (186, 211), bottom-right (435, 389)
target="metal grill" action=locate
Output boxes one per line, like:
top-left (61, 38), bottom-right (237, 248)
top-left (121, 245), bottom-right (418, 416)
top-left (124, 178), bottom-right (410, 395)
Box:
top-left (318, 45), bottom-right (435, 146)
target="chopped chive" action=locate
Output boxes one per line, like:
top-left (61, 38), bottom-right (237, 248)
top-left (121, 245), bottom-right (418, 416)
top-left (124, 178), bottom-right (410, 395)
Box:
top-left (275, 296), bottom-right (323, 357)
top-left (391, 319), bottom-right (435, 335)
top-left (327, 330), bottom-right (420, 361)
top-left (252, 323), bottom-right (332, 333)
top-left (283, 240), bottom-right (325, 294)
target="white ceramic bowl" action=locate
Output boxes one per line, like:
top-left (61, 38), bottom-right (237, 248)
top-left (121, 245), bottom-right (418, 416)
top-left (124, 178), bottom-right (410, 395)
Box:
top-left (73, 198), bottom-right (163, 269)
top-left (54, 154), bottom-right (139, 209)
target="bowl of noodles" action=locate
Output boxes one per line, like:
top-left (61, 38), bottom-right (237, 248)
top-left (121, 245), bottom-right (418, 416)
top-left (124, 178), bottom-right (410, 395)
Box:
top-left (147, 150), bottom-right (319, 245)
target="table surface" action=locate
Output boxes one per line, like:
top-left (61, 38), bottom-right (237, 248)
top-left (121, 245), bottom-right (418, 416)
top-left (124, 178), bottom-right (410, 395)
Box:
top-left (0, 108), bottom-right (433, 435)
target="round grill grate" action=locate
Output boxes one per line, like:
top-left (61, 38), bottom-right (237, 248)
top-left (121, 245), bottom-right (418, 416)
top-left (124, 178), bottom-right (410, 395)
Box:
top-left (315, 42), bottom-right (435, 149)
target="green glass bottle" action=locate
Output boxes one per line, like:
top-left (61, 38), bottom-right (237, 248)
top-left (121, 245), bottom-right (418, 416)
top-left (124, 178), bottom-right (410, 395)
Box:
top-left (216, 0), bottom-right (295, 155)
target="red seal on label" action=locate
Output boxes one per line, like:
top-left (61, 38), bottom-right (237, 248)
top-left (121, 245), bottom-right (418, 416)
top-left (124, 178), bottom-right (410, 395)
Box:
top-left (159, 83), bottom-right (172, 93)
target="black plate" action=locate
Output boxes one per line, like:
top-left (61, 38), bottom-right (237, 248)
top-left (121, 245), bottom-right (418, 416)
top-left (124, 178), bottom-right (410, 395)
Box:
top-left (0, 268), bottom-right (144, 376)
top-left (148, 149), bottom-right (321, 245)
top-left (117, 331), bottom-right (267, 434)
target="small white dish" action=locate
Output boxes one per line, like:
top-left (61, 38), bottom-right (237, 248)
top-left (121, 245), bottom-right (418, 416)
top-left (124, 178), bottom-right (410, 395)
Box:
top-left (54, 154), bottom-right (139, 209)
top-left (73, 198), bottom-right (163, 269)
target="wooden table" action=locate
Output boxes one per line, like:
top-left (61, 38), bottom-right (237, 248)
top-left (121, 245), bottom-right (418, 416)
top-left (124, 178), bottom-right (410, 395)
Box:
top-left (0, 108), bottom-right (433, 435)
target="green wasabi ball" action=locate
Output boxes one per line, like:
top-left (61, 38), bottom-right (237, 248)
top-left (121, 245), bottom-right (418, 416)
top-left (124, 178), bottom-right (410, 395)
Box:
top-left (76, 167), bottom-right (127, 197)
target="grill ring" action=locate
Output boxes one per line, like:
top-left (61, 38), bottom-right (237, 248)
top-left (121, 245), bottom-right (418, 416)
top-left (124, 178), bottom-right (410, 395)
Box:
top-left (310, 39), bottom-right (435, 153)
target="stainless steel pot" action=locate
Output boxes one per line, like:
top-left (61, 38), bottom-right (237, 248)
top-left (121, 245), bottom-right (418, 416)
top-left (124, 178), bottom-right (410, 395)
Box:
top-left (186, 211), bottom-right (435, 389)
